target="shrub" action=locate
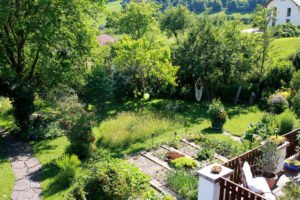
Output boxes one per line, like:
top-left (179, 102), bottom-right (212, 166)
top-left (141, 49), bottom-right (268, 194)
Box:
top-left (292, 94), bottom-right (300, 116)
top-left (274, 23), bottom-right (300, 38)
top-left (165, 151), bottom-right (185, 162)
top-left (171, 157), bottom-right (197, 169)
top-left (279, 182), bottom-right (300, 200)
top-left (268, 93), bottom-right (289, 114)
top-left (207, 99), bottom-right (227, 129)
top-left (166, 170), bottom-right (198, 200)
top-left (76, 159), bottom-right (151, 200)
top-left (290, 71), bottom-right (300, 92)
top-left (257, 141), bottom-right (280, 177)
top-left (55, 154), bottom-right (81, 187)
top-left (197, 148), bottom-right (215, 161)
top-left (60, 95), bottom-right (96, 158)
top-left (276, 110), bottom-right (297, 135)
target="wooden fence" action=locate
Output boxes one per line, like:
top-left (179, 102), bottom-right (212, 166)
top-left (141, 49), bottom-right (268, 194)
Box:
top-left (283, 128), bottom-right (300, 158)
top-left (219, 177), bottom-right (266, 200)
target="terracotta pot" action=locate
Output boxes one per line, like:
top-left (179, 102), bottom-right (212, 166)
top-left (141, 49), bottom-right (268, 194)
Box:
top-left (265, 174), bottom-right (278, 189)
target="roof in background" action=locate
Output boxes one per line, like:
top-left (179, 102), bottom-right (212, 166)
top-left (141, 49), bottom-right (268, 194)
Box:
top-left (97, 34), bottom-right (116, 46)
top-left (266, 0), bottom-right (300, 6)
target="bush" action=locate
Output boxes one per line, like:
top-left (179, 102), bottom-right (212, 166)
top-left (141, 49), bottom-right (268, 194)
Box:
top-left (197, 148), bottom-right (215, 161)
top-left (277, 110), bottom-right (297, 135)
top-left (71, 159), bottom-right (151, 200)
top-left (29, 121), bottom-right (64, 140)
top-left (268, 93), bottom-right (289, 114)
top-left (292, 94), bottom-right (300, 116)
top-left (207, 99), bottom-right (227, 129)
top-left (279, 182), bottom-right (300, 200)
top-left (274, 23), bottom-right (300, 38)
top-left (166, 170), bottom-right (198, 200)
top-left (290, 71), bottom-right (300, 92)
top-left (269, 136), bottom-right (285, 146)
top-left (55, 154), bottom-right (81, 187)
top-left (60, 95), bottom-right (96, 158)
top-left (170, 157), bottom-right (197, 169)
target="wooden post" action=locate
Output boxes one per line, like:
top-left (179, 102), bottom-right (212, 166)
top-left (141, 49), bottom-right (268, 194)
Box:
top-left (234, 86), bottom-right (242, 105)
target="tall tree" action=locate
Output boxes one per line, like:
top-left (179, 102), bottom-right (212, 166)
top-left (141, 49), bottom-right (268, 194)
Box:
top-left (160, 5), bottom-right (194, 39)
top-left (108, 2), bottom-right (159, 39)
top-left (112, 34), bottom-right (178, 97)
top-left (0, 0), bottom-right (103, 134)
top-left (252, 5), bottom-right (277, 97)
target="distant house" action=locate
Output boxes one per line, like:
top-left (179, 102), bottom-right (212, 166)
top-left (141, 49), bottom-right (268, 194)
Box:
top-left (266, 0), bottom-right (300, 26)
top-left (97, 34), bottom-right (116, 46)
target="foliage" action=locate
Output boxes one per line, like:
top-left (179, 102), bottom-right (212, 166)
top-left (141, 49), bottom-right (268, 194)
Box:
top-left (0, 0), bottom-right (103, 134)
top-left (70, 159), bottom-right (151, 200)
top-left (257, 141), bottom-right (280, 177)
top-left (268, 93), bottom-right (289, 114)
top-left (60, 96), bottom-right (96, 158)
top-left (170, 157), bottom-right (198, 169)
top-left (166, 170), bottom-right (198, 200)
top-left (279, 182), bottom-right (300, 200)
top-left (108, 2), bottom-right (159, 39)
top-left (55, 154), bottom-right (81, 187)
top-left (290, 71), bottom-right (300, 92)
top-left (173, 15), bottom-right (256, 99)
top-left (197, 148), bottom-right (215, 161)
top-left (160, 5), bottom-right (194, 39)
top-left (276, 110), bottom-right (297, 135)
top-left (112, 34), bottom-right (178, 98)
top-left (29, 121), bottom-right (64, 141)
top-left (207, 99), bottom-right (227, 126)
top-left (292, 94), bottom-right (300, 117)
top-left (0, 142), bottom-right (14, 199)
top-left (274, 23), bottom-right (300, 38)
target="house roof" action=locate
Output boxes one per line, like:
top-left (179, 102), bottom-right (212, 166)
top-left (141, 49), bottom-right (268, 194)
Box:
top-left (97, 34), bottom-right (116, 46)
top-left (266, 0), bottom-right (300, 7)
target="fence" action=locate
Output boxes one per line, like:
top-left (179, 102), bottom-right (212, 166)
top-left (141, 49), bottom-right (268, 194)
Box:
top-left (219, 177), bottom-right (266, 200)
top-left (283, 128), bottom-right (300, 158)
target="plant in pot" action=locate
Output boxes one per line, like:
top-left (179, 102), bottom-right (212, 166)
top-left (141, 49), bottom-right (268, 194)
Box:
top-left (257, 140), bottom-right (280, 189)
top-left (207, 99), bottom-right (227, 130)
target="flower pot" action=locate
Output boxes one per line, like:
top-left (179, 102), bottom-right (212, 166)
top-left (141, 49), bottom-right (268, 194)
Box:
top-left (265, 174), bottom-right (278, 189)
top-left (211, 119), bottom-right (224, 130)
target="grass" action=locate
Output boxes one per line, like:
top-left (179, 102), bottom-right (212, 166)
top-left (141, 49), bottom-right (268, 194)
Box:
top-left (30, 137), bottom-right (71, 200)
top-left (0, 98), bottom-right (14, 130)
top-left (166, 170), bottom-right (198, 200)
top-left (270, 37), bottom-right (300, 63)
top-left (98, 0), bottom-right (122, 25)
top-left (0, 139), bottom-right (14, 199)
top-left (224, 106), bottom-right (264, 136)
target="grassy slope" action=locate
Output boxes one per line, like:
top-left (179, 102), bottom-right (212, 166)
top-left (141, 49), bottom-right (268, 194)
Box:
top-left (270, 37), bottom-right (300, 62)
top-left (99, 0), bottom-right (122, 25)
top-left (0, 140), bottom-right (14, 199)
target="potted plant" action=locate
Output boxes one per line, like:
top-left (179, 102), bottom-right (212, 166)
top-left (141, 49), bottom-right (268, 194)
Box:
top-left (207, 99), bottom-right (227, 130)
top-left (257, 140), bottom-right (280, 189)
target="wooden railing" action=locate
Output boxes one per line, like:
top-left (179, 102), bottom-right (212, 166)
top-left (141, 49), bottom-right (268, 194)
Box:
top-left (283, 128), bottom-right (300, 158)
top-left (223, 147), bottom-right (261, 184)
top-left (219, 177), bottom-right (266, 200)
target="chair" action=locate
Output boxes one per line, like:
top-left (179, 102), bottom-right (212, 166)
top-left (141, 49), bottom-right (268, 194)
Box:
top-left (240, 159), bottom-right (277, 200)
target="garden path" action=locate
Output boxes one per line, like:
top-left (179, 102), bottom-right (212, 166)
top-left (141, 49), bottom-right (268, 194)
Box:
top-left (0, 128), bottom-right (42, 200)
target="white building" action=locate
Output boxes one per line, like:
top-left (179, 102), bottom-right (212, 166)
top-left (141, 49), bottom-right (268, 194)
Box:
top-left (266, 0), bottom-right (300, 26)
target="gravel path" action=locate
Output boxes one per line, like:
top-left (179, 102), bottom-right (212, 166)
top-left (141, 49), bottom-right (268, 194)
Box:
top-left (0, 128), bottom-right (42, 200)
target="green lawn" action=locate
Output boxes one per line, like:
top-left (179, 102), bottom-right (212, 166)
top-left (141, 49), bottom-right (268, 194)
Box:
top-left (99, 0), bottom-right (122, 25)
top-left (270, 37), bottom-right (300, 62)
top-left (0, 140), bottom-right (14, 200)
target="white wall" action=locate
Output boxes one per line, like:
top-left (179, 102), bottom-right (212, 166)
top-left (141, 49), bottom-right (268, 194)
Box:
top-left (268, 0), bottom-right (300, 26)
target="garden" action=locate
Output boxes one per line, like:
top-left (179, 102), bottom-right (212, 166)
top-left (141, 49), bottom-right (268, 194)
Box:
top-left (1, 1), bottom-right (300, 200)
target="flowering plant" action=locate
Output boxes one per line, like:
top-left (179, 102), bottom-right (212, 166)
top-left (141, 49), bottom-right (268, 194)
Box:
top-left (268, 93), bottom-right (289, 114)
top-left (60, 96), bottom-right (96, 158)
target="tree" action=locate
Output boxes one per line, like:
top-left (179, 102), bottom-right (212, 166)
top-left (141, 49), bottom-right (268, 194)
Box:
top-left (112, 34), bottom-right (178, 97)
top-left (109, 2), bottom-right (159, 39)
top-left (0, 0), bottom-right (103, 134)
top-left (160, 5), bottom-right (194, 39)
top-left (252, 5), bottom-right (277, 97)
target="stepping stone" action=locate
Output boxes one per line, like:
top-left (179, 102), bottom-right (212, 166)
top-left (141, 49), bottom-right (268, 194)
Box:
top-left (14, 179), bottom-right (30, 191)
top-left (16, 156), bottom-right (30, 161)
top-left (25, 158), bottom-right (39, 168)
top-left (12, 161), bottom-right (26, 169)
top-left (14, 168), bottom-right (28, 180)
top-left (28, 164), bottom-right (41, 174)
top-left (30, 181), bottom-right (41, 189)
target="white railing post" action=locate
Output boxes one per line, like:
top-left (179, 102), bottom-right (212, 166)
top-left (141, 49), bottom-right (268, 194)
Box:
top-left (197, 163), bottom-right (233, 200)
